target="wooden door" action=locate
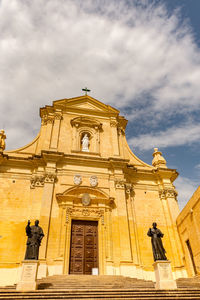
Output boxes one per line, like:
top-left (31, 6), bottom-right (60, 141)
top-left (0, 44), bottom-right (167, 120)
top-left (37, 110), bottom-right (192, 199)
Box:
top-left (69, 220), bottom-right (98, 274)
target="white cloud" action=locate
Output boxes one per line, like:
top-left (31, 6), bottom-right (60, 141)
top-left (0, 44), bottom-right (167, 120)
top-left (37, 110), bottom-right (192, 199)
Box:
top-left (0, 0), bottom-right (200, 149)
top-left (175, 176), bottom-right (199, 211)
top-left (128, 122), bottom-right (200, 150)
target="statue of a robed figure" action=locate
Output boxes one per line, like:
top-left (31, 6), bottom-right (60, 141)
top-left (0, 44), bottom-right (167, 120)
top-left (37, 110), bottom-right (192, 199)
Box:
top-left (147, 222), bottom-right (167, 261)
top-left (25, 220), bottom-right (44, 260)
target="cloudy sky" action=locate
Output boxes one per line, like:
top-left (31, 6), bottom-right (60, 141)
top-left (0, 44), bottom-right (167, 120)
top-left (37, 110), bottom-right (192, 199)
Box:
top-left (0, 0), bottom-right (200, 210)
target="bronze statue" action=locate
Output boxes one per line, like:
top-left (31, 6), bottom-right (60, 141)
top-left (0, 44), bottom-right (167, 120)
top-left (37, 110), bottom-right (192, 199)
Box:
top-left (147, 222), bottom-right (167, 261)
top-left (25, 220), bottom-right (44, 260)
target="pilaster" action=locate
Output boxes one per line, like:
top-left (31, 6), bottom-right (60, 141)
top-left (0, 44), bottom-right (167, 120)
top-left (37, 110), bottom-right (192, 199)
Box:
top-left (114, 180), bottom-right (132, 262)
top-left (50, 110), bottom-right (62, 150)
top-left (43, 114), bottom-right (54, 150)
top-left (159, 186), bottom-right (185, 270)
top-left (110, 118), bottom-right (120, 156)
top-left (39, 171), bottom-right (57, 260)
top-left (126, 186), bottom-right (141, 265)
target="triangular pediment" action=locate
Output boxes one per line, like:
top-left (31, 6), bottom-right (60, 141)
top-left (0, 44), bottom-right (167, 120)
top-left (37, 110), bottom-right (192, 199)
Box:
top-left (52, 95), bottom-right (119, 115)
top-left (69, 101), bottom-right (104, 111)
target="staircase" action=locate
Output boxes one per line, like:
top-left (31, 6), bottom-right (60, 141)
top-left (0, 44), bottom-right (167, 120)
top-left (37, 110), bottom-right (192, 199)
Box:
top-left (1, 275), bottom-right (200, 299)
top-left (38, 275), bottom-right (155, 290)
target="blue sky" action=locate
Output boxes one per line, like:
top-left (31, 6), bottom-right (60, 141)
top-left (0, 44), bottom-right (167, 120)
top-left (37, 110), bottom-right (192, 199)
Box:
top-left (0, 0), bottom-right (200, 210)
top-left (166, 0), bottom-right (200, 46)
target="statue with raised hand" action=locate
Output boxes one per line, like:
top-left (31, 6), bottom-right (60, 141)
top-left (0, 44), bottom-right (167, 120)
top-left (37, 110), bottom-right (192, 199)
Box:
top-left (25, 220), bottom-right (44, 260)
top-left (147, 222), bottom-right (167, 261)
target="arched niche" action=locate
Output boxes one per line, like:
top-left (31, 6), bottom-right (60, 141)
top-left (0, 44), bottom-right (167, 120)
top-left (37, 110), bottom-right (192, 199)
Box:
top-left (70, 117), bottom-right (102, 154)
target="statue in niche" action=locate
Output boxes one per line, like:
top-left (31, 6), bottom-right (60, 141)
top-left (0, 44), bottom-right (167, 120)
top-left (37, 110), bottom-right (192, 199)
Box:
top-left (25, 220), bottom-right (44, 260)
top-left (81, 133), bottom-right (89, 152)
top-left (147, 222), bottom-right (167, 261)
top-left (0, 129), bottom-right (6, 151)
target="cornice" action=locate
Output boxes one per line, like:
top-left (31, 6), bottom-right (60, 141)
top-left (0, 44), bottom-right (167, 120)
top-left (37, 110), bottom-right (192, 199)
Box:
top-left (153, 168), bottom-right (179, 182)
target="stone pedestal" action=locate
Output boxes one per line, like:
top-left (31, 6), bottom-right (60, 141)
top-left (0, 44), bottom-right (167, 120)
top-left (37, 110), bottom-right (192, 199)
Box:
top-left (16, 260), bottom-right (39, 291)
top-left (153, 260), bottom-right (177, 289)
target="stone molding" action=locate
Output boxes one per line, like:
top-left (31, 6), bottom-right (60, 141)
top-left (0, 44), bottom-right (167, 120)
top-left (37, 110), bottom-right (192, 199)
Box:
top-left (54, 113), bottom-right (63, 120)
top-left (110, 120), bottom-right (118, 128)
top-left (159, 188), bottom-right (178, 200)
top-left (125, 183), bottom-right (133, 194)
top-left (110, 120), bottom-right (125, 135)
top-left (44, 172), bottom-right (57, 183)
top-left (66, 207), bottom-right (104, 224)
top-left (30, 174), bottom-right (45, 188)
top-left (30, 172), bottom-right (57, 188)
top-left (115, 180), bottom-right (125, 189)
top-left (117, 126), bottom-right (125, 135)
top-left (115, 180), bottom-right (133, 193)
top-left (41, 113), bottom-right (63, 125)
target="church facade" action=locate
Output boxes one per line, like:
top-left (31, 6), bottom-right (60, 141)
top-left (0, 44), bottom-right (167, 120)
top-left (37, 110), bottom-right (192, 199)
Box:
top-left (0, 95), bottom-right (187, 286)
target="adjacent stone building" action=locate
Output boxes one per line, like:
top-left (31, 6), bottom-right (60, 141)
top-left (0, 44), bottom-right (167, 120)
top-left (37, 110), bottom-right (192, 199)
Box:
top-left (0, 95), bottom-right (187, 286)
top-left (177, 186), bottom-right (200, 277)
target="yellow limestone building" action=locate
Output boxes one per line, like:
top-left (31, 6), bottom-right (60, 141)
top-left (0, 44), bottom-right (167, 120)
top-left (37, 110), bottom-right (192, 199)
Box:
top-left (0, 95), bottom-right (187, 286)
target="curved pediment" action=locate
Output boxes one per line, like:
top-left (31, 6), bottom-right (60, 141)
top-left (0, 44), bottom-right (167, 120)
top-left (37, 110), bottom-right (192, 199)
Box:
top-left (57, 185), bottom-right (109, 199)
top-left (70, 116), bottom-right (102, 129)
top-left (56, 186), bottom-right (114, 207)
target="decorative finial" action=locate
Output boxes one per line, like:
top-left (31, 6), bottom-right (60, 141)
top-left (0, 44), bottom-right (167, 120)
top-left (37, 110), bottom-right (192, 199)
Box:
top-left (152, 147), bottom-right (167, 168)
top-left (82, 87), bottom-right (91, 95)
top-left (0, 129), bottom-right (6, 152)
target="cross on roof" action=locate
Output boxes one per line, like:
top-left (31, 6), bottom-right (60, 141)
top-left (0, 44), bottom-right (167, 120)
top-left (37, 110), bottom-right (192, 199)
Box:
top-left (82, 87), bottom-right (91, 95)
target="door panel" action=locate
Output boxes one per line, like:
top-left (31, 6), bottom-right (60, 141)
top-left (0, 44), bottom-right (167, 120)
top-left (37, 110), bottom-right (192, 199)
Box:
top-left (69, 220), bottom-right (98, 274)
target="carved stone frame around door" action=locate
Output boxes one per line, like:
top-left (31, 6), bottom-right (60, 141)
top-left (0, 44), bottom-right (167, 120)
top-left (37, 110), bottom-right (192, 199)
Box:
top-left (56, 186), bottom-right (115, 275)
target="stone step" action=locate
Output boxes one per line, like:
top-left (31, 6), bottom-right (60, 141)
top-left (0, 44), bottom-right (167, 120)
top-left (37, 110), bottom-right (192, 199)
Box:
top-left (36, 275), bottom-right (155, 291)
top-left (1, 292), bottom-right (200, 300)
top-left (1, 290), bottom-right (200, 294)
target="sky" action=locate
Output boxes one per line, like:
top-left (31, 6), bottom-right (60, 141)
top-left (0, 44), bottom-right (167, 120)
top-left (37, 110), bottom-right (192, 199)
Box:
top-left (0, 0), bottom-right (200, 210)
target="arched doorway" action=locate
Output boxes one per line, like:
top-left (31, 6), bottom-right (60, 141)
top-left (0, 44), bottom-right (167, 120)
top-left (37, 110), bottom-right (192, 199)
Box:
top-left (56, 186), bottom-right (114, 275)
